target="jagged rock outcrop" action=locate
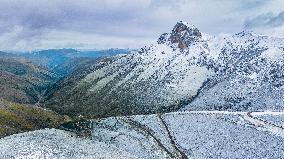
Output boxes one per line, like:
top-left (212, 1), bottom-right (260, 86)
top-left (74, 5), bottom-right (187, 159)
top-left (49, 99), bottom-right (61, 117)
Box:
top-left (158, 21), bottom-right (202, 49)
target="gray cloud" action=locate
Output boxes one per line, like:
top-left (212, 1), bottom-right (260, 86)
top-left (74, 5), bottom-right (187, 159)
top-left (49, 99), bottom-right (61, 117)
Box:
top-left (0, 0), bottom-right (283, 51)
top-left (245, 11), bottom-right (284, 29)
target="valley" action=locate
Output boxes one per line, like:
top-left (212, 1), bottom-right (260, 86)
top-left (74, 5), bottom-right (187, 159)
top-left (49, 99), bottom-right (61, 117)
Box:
top-left (0, 48), bottom-right (131, 137)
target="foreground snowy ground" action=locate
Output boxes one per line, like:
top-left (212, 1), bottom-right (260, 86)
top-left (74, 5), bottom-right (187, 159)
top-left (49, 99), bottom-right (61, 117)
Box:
top-left (0, 111), bottom-right (284, 159)
top-left (0, 129), bottom-right (136, 159)
top-left (92, 111), bottom-right (284, 159)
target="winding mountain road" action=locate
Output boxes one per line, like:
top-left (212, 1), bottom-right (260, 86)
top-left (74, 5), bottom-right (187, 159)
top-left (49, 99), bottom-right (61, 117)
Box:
top-left (244, 112), bottom-right (284, 138)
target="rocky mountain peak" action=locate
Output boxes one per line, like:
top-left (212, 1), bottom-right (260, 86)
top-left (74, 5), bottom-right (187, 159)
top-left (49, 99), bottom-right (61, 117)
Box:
top-left (158, 21), bottom-right (202, 49)
top-left (44, 20), bottom-right (284, 119)
top-left (172, 21), bottom-right (196, 33)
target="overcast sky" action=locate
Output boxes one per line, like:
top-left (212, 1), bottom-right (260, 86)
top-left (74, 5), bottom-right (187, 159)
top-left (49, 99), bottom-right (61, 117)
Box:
top-left (0, 0), bottom-right (284, 51)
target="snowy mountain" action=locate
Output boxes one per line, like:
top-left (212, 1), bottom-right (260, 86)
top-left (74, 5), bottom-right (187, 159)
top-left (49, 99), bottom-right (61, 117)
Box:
top-left (183, 30), bottom-right (284, 111)
top-left (44, 21), bottom-right (284, 117)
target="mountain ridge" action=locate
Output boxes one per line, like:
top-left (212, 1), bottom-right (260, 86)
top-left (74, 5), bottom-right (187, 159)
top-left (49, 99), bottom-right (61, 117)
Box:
top-left (43, 21), bottom-right (284, 117)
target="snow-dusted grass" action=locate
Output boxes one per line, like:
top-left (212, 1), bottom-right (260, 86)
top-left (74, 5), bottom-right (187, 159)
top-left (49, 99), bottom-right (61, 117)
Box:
top-left (0, 129), bottom-right (136, 159)
top-left (92, 111), bottom-right (284, 159)
top-left (92, 117), bottom-right (171, 159)
top-left (164, 112), bottom-right (284, 158)
top-left (1, 111), bottom-right (284, 158)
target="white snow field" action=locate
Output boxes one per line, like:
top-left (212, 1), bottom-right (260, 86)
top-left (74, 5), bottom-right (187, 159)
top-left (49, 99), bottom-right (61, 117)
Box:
top-left (0, 111), bottom-right (283, 159)
top-left (0, 129), bottom-right (136, 159)
top-left (92, 111), bottom-right (284, 159)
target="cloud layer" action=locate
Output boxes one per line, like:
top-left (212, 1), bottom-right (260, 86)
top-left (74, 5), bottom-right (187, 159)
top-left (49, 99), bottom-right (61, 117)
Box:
top-left (0, 0), bottom-right (284, 51)
top-left (245, 11), bottom-right (284, 37)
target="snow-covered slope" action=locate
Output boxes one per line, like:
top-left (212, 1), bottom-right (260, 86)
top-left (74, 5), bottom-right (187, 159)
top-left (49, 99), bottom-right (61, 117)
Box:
top-left (0, 129), bottom-right (136, 159)
top-left (45, 21), bottom-right (284, 117)
top-left (183, 31), bottom-right (284, 111)
top-left (92, 111), bottom-right (284, 159)
top-left (1, 111), bottom-right (283, 159)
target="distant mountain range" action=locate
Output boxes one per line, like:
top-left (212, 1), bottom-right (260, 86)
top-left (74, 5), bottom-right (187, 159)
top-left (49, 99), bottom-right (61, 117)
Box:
top-left (43, 21), bottom-right (284, 118)
top-left (22, 48), bottom-right (131, 69)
